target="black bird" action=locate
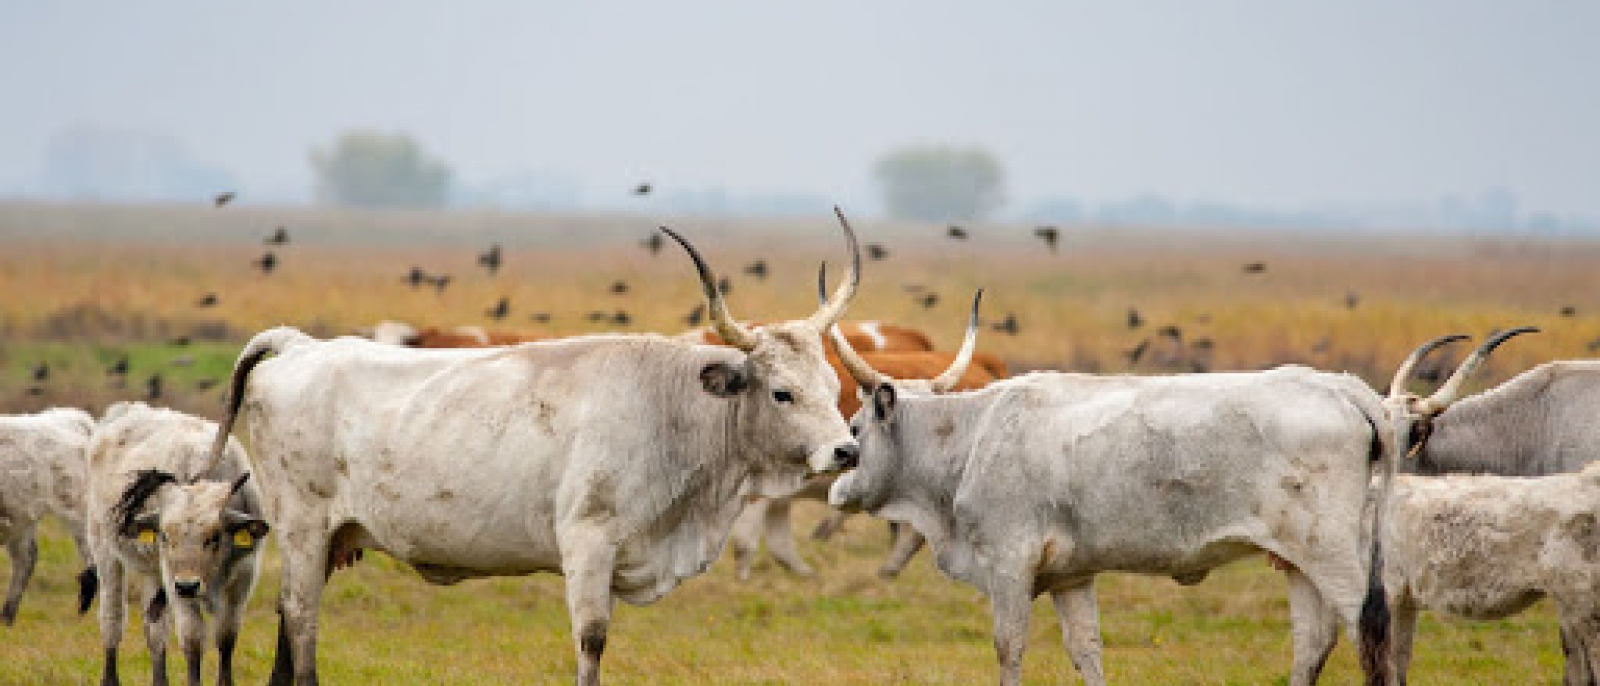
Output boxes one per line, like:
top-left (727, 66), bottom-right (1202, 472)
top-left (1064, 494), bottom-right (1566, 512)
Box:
top-left (917, 293), bottom-right (939, 309)
top-left (168, 336), bottom-right (191, 347)
top-left (744, 260), bottom-right (768, 280)
top-left (145, 373), bottom-right (163, 401)
top-left (108, 356), bottom-right (129, 377)
top-left (946, 225), bottom-right (968, 240)
top-left (1127, 308), bottom-right (1144, 330)
top-left (486, 297), bottom-right (510, 321)
top-left (1034, 226), bottom-right (1060, 253)
top-left (866, 243), bottom-right (889, 261)
top-left (213, 191), bottom-right (236, 207)
top-left (610, 280), bottom-right (629, 295)
top-left (1126, 339), bottom-right (1150, 366)
top-left (1587, 337), bottom-right (1600, 354)
top-left (529, 312), bottom-right (552, 323)
top-left (264, 226), bottom-right (289, 245)
top-left (1157, 325), bottom-right (1183, 342)
top-left (641, 233), bottom-right (665, 255)
top-left (31, 362), bottom-right (49, 382)
top-left (1560, 305), bottom-right (1578, 317)
top-left (253, 252), bottom-right (277, 274)
top-left (1344, 292), bottom-right (1361, 310)
top-left (717, 277), bottom-right (732, 296)
top-left (586, 311), bottom-right (609, 323)
top-left (197, 292), bottom-right (219, 308)
top-left (1191, 338), bottom-right (1215, 352)
top-left (1311, 336), bottom-right (1333, 354)
top-left (991, 314), bottom-right (1019, 336)
top-left (405, 267), bottom-right (427, 289)
top-left (634, 182), bottom-right (652, 196)
top-left (1242, 262), bottom-right (1266, 274)
top-left (685, 304), bottom-right (705, 327)
top-left (611, 310), bottom-right (632, 326)
top-left (195, 378), bottom-right (219, 392)
top-left (478, 244), bottom-right (502, 275)
top-left (427, 274), bottom-right (452, 293)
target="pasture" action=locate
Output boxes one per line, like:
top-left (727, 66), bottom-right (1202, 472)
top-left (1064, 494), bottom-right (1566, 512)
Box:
top-left (1, 200), bottom-right (1593, 683)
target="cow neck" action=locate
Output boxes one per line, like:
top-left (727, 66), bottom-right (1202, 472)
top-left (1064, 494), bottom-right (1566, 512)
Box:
top-left (1413, 368), bottom-right (1550, 476)
top-left (876, 391), bottom-right (987, 546)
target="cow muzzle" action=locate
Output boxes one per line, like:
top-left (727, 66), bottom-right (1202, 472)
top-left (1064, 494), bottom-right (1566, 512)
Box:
top-left (811, 440), bottom-right (860, 475)
top-left (173, 578), bottom-right (202, 598)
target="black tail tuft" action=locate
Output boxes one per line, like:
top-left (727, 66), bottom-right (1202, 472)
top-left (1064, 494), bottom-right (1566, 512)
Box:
top-left (1358, 537), bottom-right (1393, 684)
top-left (76, 565), bottom-right (99, 614)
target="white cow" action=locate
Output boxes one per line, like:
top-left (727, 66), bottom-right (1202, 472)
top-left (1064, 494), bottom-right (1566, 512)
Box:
top-left (0, 407), bottom-right (96, 624)
top-left (1378, 463), bottom-right (1600, 686)
top-left (85, 402), bottom-right (268, 686)
top-left (207, 212), bottom-right (865, 686)
top-left (826, 293), bottom-right (1402, 686)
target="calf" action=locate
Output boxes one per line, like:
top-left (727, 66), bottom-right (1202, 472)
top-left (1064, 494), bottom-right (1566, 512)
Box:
top-left (0, 407), bottom-right (96, 624)
top-left (1380, 464), bottom-right (1600, 685)
top-left (85, 402), bottom-right (268, 686)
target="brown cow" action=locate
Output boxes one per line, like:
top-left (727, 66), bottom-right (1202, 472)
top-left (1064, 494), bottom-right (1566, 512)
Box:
top-left (364, 321), bottom-right (543, 348)
top-left (685, 320), bottom-right (934, 354)
top-left (731, 301), bottom-right (1007, 580)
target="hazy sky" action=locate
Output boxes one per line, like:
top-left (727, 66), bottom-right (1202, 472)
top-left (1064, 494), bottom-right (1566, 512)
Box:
top-left (2, 2), bottom-right (1596, 215)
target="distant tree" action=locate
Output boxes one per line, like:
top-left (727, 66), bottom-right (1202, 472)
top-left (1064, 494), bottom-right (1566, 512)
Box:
top-left (40, 125), bottom-right (237, 202)
top-left (310, 131), bottom-right (452, 209)
top-left (872, 144), bottom-right (1006, 222)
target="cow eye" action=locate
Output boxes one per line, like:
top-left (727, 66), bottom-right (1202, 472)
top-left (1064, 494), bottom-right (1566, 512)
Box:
top-left (850, 424), bottom-right (860, 437)
top-left (772, 389), bottom-right (795, 403)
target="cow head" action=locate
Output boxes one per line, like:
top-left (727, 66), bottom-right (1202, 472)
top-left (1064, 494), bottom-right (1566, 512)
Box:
top-left (115, 470), bottom-right (269, 599)
top-left (662, 206), bottom-right (864, 476)
top-left (828, 289), bottom-right (983, 513)
top-left (1383, 327), bottom-right (1537, 460)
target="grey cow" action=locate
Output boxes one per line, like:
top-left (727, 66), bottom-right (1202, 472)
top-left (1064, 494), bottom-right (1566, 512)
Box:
top-left (0, 407), bottom-right (96, 624)
top-left (204, 212), bottom-right (865, 686)
top-left (826, 293), bottom-right (1399, 686)
top-left (85, 402), bottom-right (269, 686)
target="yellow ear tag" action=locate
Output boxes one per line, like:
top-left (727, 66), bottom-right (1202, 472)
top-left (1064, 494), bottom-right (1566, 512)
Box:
top-left (233, 530), bottom-right (254, 549)
top-left (137, 529), bottom-right (156, 544)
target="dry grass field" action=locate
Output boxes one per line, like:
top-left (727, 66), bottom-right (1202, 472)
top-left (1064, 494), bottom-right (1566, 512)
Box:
top-left (1, 201), bottom-right (1595, 684)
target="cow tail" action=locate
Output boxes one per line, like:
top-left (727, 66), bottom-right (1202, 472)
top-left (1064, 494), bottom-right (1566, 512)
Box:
top-left (1357, 406), bottom-right (1394, 686)
top-left (201, 327), bottom-right (312, 477)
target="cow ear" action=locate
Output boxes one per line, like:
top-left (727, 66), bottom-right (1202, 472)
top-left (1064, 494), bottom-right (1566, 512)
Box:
top-left (229, 472), bottom-right (251, 495)
top-left (872, 383), bottom-right (897, 421)
top-left (133, 513), bottom-right (160, 543)
top-left (700, 361), bottom-right (749, 398)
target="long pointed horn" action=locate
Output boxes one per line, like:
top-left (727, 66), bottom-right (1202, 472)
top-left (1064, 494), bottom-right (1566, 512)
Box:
top-left (807, 206), bottom-right (862, 331)
top-left (819, 262), bottom-right (888, 388)
top-left (930, 289), bottom-right (984, 393)
top-left (1419, 326), bottom-right (1540, 412)
top-left (1387, 334), bottom-right (1469, 399)
top-left (660, 226), bottom-right (757, 351)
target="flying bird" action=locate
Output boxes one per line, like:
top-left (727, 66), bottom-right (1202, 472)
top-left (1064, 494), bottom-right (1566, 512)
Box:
top-left (946, 225), bottom-right (968, 240)
top-left (529, 312), bottom-right (552, 323)
top-left (586, 311), bottom-right (609, 323)
top-left (1127, 308), bottom-right (1144, 330)
top-left (610, 280), bottom-right (629, 295)
top-left (991, 314), bottom-right (1019, 336)
top-left (611, 310), bottom-right (632, 326)
top-left (264, 226), bottom-right (289, 245)
top-left (1033, 226), bottom-right (1060, 252)
top-left (916, 292), bottom-right (939, 309)
top-left (1560, 305), bottom-right (1578, 317)
top-left (197, 292), bottom-right (219, 308)
top-left (633, 182), bottom-right (652, 196)
top-left (717, 276), bottom-right (732, 296)
top-left (145, 373), bottom-right (163, 401)
top-left (1242, 262), bottom-right (1267, 274)
top-left (685, 304), bottom-right (705, 327)
top-left (108, 356), bottom-right (129, 377)
top-left (1345, 292), bottom-right (1361, 310)
top-left (405, 267), bottom-right (427, 289)
top-left (866, 243), bottom-right (889, 261)
top-left (31, 362), bottom-right (49, 382)
top-left (427, 274), bottom-right (452, 293)
top-left (253, 252), bottom-right (277, 274)
top-left (744, 260), bottom-right (768, 280)
top-left (168, 336), bottom-right (191, 347)
top-left (213, 191), bottom-right (236, 207)
top-left (478, 244), bottom-right (502, 275)
top-left (1126, 339), bottom-right (1150, 366)
top-left (486, 297), bottom-right (510, 321)
top-left (641, 233), bottom-right (665, 255)
top-left (1157, 325), bottom-right (1183, 342)
top-left (195, 378), bottom-right (219, 392)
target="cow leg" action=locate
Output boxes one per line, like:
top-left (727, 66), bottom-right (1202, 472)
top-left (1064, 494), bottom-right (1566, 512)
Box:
top-left (172, 598), bottom-right (205, 686)
top-left (1, 527), bottom-right (38, 624)
top-left (96, 557), bottom-right (126, 686)
top-left (1286, 567), bottom-right (1340, 686)
top-left (1559, 615), bottom-right (1595, 686)
top-left (1050, 583), bottom-right (1106, 686)
top-left (878, 528), bottom-right (924, 579)
top-left (730, 498), bottom-right (764, 581)
top-left (988, 570), bottom-right (1035, 686)
top-left (562, 539), bottom-right (617, 686)
top-left (140, 579), bottom-right (172, 686)
top-left (1386, 597), bottom-right (1420, 686)
top-left (811, 511), bottom-right (848, 541)
top-left (214, 576), bottom-right (253, 686)
top-left (276, 533), bottom-right (331, 686)
top-left (762, 497), bottom-right (813, 577)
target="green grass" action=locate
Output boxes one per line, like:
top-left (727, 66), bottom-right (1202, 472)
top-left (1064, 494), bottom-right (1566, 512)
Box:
top-left (2, 506), bottom-right (1565, 685)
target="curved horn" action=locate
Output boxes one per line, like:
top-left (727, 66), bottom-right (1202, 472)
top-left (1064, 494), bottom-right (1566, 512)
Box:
top-left (930, 289), bottom-right (984, 393)
top-left (819, 262), bottom-right (888, 388)
top-left (1419, 326), bottom-right (1539, 412)
top-left (806, 206), bottom-right (862, 330)
top-left (1387, 334), bottom-right (1469, 399)
top-left (660, 226), bottom-right (757, 351)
